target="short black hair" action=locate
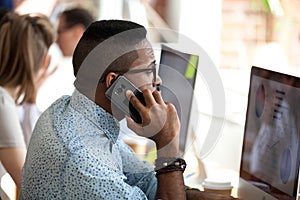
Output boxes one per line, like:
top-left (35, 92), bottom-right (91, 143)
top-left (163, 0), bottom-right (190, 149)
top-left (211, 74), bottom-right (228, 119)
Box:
top-left (72, 20), bottom-right (147, 77)
top-left (61, 8), bottom-right (94, 30)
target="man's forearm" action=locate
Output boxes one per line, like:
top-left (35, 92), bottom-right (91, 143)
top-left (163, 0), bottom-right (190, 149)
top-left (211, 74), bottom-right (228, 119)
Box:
top-left (156, 171), bottom-right (186, 200)
top-left (155, 138), bottom-right (186, 200)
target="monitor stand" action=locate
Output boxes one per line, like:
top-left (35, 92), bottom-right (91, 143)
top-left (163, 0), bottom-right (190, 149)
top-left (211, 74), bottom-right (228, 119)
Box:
top-left (237, 178), bottom-right (279, 200)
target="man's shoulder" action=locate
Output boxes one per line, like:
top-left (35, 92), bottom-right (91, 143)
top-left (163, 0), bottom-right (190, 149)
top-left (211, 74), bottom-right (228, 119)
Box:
top-left (44, 95), bottom-right (71, 114)
top-left (35, 95), bottom-right (72, 128)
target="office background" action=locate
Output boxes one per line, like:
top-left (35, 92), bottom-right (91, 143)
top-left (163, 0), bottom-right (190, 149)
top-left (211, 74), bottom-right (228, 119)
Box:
top-left (2, 0), bottom-right (300, 198)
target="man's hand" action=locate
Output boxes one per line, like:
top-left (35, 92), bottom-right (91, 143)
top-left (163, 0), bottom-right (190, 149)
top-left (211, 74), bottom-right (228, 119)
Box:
top-left (126, 89), bottom-right (180, 152)
top-left (126, 88), bottom-right (186, 200)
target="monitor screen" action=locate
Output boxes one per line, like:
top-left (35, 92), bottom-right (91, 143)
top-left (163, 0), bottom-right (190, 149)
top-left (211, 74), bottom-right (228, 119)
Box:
top-left (158, 44), bottom-right (199, 154)
top-left (239, 66), bottom-right (300, 200)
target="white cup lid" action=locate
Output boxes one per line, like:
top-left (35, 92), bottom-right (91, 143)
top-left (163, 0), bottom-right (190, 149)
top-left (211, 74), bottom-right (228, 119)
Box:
top-left (202, 178), bottom-right (233, 190)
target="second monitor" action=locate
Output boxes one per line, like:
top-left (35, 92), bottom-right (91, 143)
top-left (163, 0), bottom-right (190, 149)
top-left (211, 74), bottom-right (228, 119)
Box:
top-left (158, 44), bottom-right (199, 155)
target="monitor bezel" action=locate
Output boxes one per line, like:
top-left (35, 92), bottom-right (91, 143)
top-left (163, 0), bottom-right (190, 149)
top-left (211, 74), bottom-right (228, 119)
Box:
top-left (239, 66), bottom-right (300, 200)
top-left (158, 44), bottom-right (199, 154)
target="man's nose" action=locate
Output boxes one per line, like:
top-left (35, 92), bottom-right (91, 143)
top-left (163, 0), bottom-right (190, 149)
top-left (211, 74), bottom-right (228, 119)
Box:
top-left (153, 76), bottom-right (162, 88)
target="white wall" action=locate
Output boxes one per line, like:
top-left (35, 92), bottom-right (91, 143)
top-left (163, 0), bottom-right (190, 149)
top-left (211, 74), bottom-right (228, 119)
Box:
top-left (175, 1), bottom-right (246, 182)
top-left (178, 0), bottom-right (222, 66)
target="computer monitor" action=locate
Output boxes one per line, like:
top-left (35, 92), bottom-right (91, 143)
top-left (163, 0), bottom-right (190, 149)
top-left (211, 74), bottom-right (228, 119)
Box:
top-left (238, 66), bottom-right (300, 200)
top-left (158, 44), bottom-right (199, 155)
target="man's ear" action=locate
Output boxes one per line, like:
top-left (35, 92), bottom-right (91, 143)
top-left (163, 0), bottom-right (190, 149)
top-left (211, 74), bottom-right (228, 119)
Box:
top-left (105, 72), bottom-right (119, 88)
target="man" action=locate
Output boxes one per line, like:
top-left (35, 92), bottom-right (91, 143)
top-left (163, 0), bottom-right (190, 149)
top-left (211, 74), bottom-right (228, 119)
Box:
top-left (21, 20), bottom-right (238, 200)
top-left (21, 19), bottom-right (187, 200)
top-left (56, 7), bottom-right (94, 57)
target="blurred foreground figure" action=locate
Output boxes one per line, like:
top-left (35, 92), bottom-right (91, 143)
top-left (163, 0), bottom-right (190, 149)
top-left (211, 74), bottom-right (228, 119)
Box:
top-left (0, 12), bottom-right (56, 198)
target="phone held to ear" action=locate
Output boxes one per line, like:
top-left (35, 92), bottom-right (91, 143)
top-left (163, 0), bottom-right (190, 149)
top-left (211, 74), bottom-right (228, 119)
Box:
top-left (105, 76), bottom-right (146, 123)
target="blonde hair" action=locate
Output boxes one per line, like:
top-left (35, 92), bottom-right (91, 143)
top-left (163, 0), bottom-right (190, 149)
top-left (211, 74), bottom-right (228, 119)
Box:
top-left (0, 13), bottom-right (56, 104)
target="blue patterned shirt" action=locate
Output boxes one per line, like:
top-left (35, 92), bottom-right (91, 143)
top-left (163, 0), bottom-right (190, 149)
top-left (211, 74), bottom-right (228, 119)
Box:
top-left (20, 90), bottom-right (157, 199)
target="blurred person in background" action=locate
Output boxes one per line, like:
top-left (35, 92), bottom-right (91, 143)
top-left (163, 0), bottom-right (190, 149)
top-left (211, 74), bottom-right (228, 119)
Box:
top-left (0, 8), bottom-right (43, 150)
top-left (0, 12), bottom-right (56, 198)
top-left (36, 7), bottom-right (95, 111)
top-left (0, 8), bottom-right (54, 149)
top-left (57, 7), bottom-right (94, 57)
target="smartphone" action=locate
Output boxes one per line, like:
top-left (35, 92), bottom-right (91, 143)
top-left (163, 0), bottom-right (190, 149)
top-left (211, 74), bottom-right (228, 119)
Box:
top-left (105, 76), bottom-right (146, 123)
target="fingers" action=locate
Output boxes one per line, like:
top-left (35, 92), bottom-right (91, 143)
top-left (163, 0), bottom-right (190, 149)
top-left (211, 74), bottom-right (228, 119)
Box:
top-left (43, 54), bottom-right (51, 70)
top-left (137, 89), bottom-right (164, 106)
top-left (47, 65), bottom-right (58, 76)
top-left (36, 54), bottom-right (57, 88)
top-left (152, 90), bottom-right (164, 104)
top-left (125, 115), bottom-right (142, 133)
top-left (126, 89), bottom-right (165, 113)
top-left (125, 89), bottom-right (167, 127)
top-left (125, 90), bottom-right (145, 112)
top-left (125, 88), bottom-right (180, 146)
top-left (35, 65), bottom-right (57, 89)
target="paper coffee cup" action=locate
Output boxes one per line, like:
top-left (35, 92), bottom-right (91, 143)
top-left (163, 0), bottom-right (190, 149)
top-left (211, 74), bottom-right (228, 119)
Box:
top-left (202, 178), bottom-right (233, 196)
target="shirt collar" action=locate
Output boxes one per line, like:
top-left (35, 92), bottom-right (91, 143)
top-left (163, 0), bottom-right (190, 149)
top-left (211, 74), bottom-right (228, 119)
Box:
top-left (70, 89), bottom-right (120, 143)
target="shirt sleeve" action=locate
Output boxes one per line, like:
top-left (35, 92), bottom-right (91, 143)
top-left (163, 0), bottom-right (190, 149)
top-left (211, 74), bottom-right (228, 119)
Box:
top-left (0, 94), bottom-right (25, 148)
top-left (118, 140), bottom-right (157, 200)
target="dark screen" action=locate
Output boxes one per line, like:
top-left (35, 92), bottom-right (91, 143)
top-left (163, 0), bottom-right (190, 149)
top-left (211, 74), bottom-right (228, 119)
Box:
top-left (159, 45), bottom-right (199, 154)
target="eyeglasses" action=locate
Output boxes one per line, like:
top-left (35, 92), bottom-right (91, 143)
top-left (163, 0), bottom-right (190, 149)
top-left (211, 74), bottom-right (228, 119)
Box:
top-left (99, 61), bottom-right (157, 83)
top-left (125, 62), bottom-right (157, 83)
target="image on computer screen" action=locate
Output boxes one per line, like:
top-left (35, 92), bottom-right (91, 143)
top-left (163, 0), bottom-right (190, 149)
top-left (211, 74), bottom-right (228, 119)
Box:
top-left (240, 66), bottom-right (300, 200)
top-left (158, 44), bottom-right (199, 154)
